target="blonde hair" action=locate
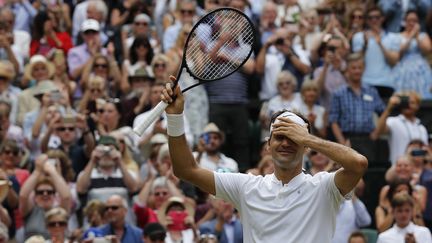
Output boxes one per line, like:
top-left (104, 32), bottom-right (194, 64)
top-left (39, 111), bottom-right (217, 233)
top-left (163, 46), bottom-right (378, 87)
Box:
top-left (88, 75), bottom-right (106, 90)
top-left (398, 90), bottom-right (422, 104)
top-left (45, 207), bottom-right (68, 222)
top-left (276, 71), bottom-right (297, 90)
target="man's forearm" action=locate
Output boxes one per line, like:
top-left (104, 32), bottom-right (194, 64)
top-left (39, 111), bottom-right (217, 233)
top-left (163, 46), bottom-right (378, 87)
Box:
top-left (169, 135), bottom-right (199, 181)
top-left (120, 165), bottom-right (138, 193)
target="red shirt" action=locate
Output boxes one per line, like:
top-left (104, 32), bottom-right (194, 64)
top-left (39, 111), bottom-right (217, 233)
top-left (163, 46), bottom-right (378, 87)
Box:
top-left (30, 32), bottom-right (73, 57)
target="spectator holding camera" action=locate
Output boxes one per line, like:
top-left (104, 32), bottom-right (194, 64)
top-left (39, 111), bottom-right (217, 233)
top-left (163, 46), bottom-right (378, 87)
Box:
top-left (194, 123), bottom-right (238, 173)
top-left (76, 135), bottom-right (139, 211)
top-left (40, 112), bottom-right (95, 175)
top-left (19, 154), bottom-right (71, 240)
top-left (44, 207), bottom-right (70, 243)
top-left (372, 91), bottom-right (428, 165)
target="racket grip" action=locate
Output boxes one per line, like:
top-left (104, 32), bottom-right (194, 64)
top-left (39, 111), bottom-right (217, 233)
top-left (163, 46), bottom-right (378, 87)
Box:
top-left (133, 101), bottom-right (169, 136)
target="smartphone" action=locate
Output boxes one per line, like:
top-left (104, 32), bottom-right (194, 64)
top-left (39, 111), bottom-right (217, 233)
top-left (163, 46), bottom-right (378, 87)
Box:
top-left (202, 133), bottom-right (210, 145)
top-left (275, 38), bottom-right (284, 45)
top-left (167, 211), bottom-right (187, 231)
top-left (50, 90), bottom-right (63, 102)
top-left (398, 96), bottom-right (410, 109)
top-left (47, 159), bottom-right (57, 166)
top-left (411, 149), bottom-right (427, 157)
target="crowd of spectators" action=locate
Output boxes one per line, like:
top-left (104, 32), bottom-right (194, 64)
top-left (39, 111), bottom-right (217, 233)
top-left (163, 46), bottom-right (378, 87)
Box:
top-left (0, 0), bottom-right (431, 242)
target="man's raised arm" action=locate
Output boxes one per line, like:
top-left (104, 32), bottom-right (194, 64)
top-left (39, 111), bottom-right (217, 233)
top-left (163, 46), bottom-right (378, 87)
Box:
top-left (161, 78), bottom-right (216, 195)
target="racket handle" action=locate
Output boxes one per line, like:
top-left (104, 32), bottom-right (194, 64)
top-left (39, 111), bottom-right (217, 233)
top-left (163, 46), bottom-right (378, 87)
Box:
top-left (133, 101), bottom-right (169, 136)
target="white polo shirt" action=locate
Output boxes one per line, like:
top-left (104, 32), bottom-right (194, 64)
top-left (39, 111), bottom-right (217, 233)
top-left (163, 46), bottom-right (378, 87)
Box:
top-left (215, 171), bottom-right (345, 243)
top-left (377, 222), bottom-right (432, 243)
top-left (387, 115), bottom-right (428, 164)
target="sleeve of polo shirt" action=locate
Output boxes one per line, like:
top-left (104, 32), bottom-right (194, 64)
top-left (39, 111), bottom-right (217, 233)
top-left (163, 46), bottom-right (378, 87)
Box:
top-left (372, 88), bottom-right (386, 115)
top-left (214, 172), bottom-right (251, 209)
top-left (351, 32), bottom-right (364, 53)
top-left (319, 172), bottom-right (345, 208)
top-left (67, 48), bottom-right (80, 76)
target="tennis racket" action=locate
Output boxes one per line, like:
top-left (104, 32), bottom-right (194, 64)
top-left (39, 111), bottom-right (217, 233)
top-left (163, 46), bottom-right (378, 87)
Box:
top-left (133, 7), bottom-right (255, 136)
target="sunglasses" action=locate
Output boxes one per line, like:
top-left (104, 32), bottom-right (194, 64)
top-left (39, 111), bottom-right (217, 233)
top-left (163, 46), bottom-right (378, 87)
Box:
top-left (154, 191), bottom-right (168, 197)
top-left (0, 76), bottom-right (8, 81)
top-left (367, 15), bottom-right (381, 20)
top-left (149, 232), bottom-right (166, 241)
top-left (154, 63), bottom-right (166, 68)
top-left (105, 205), bottom-right (121, 211)
top-left (352, 15), bottom-right (364, 20)
top-left (2, 149), bottom-right (18, 156)
top-left (94, 64), bottom-right (108, 69)
top-left (57, 127), bottom-right (75, 132)
top-left (134, 22), bottom-right (148, 26)
top-left (47, 221), bottom-right (67, 228)
top-left (90, 88), bottom-right (102, 93)
top-left (180, 9), bottom-right (194, 15)
top-left (97, 109), bottom-right (105, 113)
top-left (35, 189), bottom-right (55, 196)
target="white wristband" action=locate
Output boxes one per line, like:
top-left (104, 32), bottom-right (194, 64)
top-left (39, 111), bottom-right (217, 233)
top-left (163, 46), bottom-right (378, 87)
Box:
top-left (167, 113), bottom-right (185, 137)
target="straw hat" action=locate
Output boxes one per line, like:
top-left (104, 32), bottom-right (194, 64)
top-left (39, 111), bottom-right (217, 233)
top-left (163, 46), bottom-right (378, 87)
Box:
top-left (0, 180), bottom-right (10, 203)
top-left (24, 55), bottom-right (55, 81)
top-left (202, 123), bottom-right (224, 141)
top-left (0, 61), bottom-right (15, 81)
top-left (157, 197), bottom-right (195, 226)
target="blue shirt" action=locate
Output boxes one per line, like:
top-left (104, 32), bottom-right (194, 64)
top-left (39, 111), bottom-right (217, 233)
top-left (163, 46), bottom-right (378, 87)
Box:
top-left (98, 223), bottom-right (143, 243)
top-left (9, 1), bottom-right (37, 33)
top-left (352, 31), bottom-right (400, 88)
top-left (329, 84), bottom-right (385, 133)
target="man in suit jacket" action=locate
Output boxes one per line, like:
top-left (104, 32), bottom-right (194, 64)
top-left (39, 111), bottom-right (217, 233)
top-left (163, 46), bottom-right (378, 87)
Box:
top-left (199, 198), bottom-right (243, 243)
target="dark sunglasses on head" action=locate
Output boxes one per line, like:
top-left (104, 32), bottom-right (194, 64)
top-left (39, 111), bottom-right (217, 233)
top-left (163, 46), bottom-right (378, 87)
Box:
top-left (180, 9), bottom-right (194, 15)
top-left (57, 127), bottom-right (75, 132)
top-left (47, 221), bottom-right (67, 228)
top-left (35, 189), bottom-right (55, 196)
top-left (2, 149), bottom-right (18, 156)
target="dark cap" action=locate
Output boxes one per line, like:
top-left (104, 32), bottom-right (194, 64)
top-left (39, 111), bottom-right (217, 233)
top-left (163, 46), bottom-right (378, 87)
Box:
top-left (97, 135), bottom-right (119, 150)
top-left (143, 222), bottom-right (166, 237)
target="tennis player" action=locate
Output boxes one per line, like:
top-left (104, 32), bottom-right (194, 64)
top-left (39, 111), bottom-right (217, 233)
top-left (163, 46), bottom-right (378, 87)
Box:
top-left (160, 79), bottom-right (368, 243)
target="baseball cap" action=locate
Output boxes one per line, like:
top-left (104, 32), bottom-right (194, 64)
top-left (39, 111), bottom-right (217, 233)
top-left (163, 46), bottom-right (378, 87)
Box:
top-left (81, 19), bottom-right (100, 32)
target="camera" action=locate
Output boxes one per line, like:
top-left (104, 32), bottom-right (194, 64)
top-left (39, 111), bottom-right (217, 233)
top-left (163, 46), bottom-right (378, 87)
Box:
top-left (275, 38), bottom-right (284, 45)
top-left (411, 149), bottom-right (427, 157)
top-left (327, 45), bottom-right (337, 53)
top-left (398, 95), bottom-right (410, 110)
top-left (99, 145), bottom-right (112, 156)
top-left (47, 159), bottom-right (57, 166)
top-left (62, 114), bottom-right (76, 124)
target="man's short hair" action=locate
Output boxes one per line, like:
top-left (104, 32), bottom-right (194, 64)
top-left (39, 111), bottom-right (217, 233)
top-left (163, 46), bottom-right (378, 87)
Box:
top-left (391, 192), bottom-right (414, 208)
top-left (367, 6), bottom-right (384, 16)
top-left (348, 231), bottom-right (367, 243)
top-left (346, 52), bottom-right (364, 64)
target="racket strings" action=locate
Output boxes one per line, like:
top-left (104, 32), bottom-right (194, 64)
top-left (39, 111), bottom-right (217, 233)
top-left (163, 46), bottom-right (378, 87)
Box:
top-left (185, 9), bottom-right (254, 80)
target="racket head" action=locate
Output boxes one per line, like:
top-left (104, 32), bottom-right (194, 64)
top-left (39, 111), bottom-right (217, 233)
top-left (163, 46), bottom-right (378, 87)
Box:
top-left (181, 7), bottom-right (255, 83)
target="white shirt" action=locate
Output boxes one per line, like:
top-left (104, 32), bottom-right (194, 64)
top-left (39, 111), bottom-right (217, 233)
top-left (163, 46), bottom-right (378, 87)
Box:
top-left (386, 115), bottom-right (428, 164)
top-left (194, 151), bottom-right (239, 173)
top-left (332, 199), bottom-right (371, 243)
top-left (292, 100), bottom-right (326, 130)
top-left (215, 172), bottom-right (345, 243)
top-left (377, 222), bottom-right (432, 243)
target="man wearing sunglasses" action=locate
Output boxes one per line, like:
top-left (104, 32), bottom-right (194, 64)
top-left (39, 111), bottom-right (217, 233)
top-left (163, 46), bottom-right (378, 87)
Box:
top-left (352, 6), bottom-right (400, 96)
top-left (97, 195), bottom-right (143, 243)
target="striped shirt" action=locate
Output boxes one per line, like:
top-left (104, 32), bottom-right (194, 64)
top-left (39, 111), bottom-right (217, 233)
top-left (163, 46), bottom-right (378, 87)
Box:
top-left (205, 71), bottom-right (249, 104)
top-left (329, 84), bottom-right (385, 133)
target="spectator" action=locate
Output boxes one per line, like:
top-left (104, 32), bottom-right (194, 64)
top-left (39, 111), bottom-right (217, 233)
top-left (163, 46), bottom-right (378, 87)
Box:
top-left (157, 196), bottom-right (197, 243)
top-left (163, 0), bottom-right (197, 52)
top-left (123, 14), bottom-right (157, 58)
top-left (3, 0), bottom-right (37, 34)
top-left (98, 195), bottom-right (143, 243)
top-left (378, 0), bottom-right (431, 32)
top-left (139, 133), bottom-right (167, 183)
top-left (44, 207), bottom-right (69, 243)
top-left (0, 60), bottom-right (21, 125)
top-left (258, 1), bottom-right (279, 44)
top-left (0, 100), bottom-right (26, 153)
top-left (346, 7), bottom-right (366, 43)
top-left (72, 0), bottom-right (109, 45)
top-left (121, 35), bottom-right (154, 94)
top-left (0, 20), bottom-right (22, 76)
top-left (83, 199), bottom-right (106, 229)
top-left (292, 80), bottom-right (327, 138)
top-left (29, 11), bottom-right (73, 57)
top-left (67, 19), bottom-right (106, 80)
top-left (392, 10), bottom-right (432, 98)
top-left (199, 198), bottom-right (243, 243)
top-left (42, 113), bottom-right (94, 164)
top-left (0, 8), bottom-right (31, 61)
top-left (194, 123), bottom-right (239, 173)
top-left (80, 52), bottom-right (122, 97)
top-left (377, 192), bottom-right (432, 243)
top-left (151, 54), bottom-right (170, 85)
top-left (110, 129), bottom-right (139, 174)
top-left (76, 135), bottom-right (139, 210)
top-left (97, 98), bottom-right (125, 135)
top-left (143, 222), bottom-right (166, 243)
top-left (352, 6), bottom-right (400, 95)
top-left (19, 155), bottom-right (71, 240)
top-left (313, 36), bottom-right (347, 110)
top-left (48, 49), bottom-right (76, 99)
top-left (257, 155), bottom-right (275, 176)
top-left (78, 75), bottom-right (107, 115)
top-left (329, 53), bottom-right (385, 163)
top-left (121, 68), bottom-right (154, 127)
top-left (305, 150), bottom-right (331, 175)
top-left (17, 55), bottom-right (55, 124)
top-left (348, 231), bottom-right (367, 243)
top-left (372, 91), bottom-right (428, 165)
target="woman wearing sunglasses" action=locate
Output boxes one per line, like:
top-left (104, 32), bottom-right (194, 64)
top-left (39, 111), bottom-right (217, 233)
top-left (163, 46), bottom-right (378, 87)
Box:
top-left (19, 154), bottom-right (71, 240)
top-left (44, 207), bottom-right (70, 243)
